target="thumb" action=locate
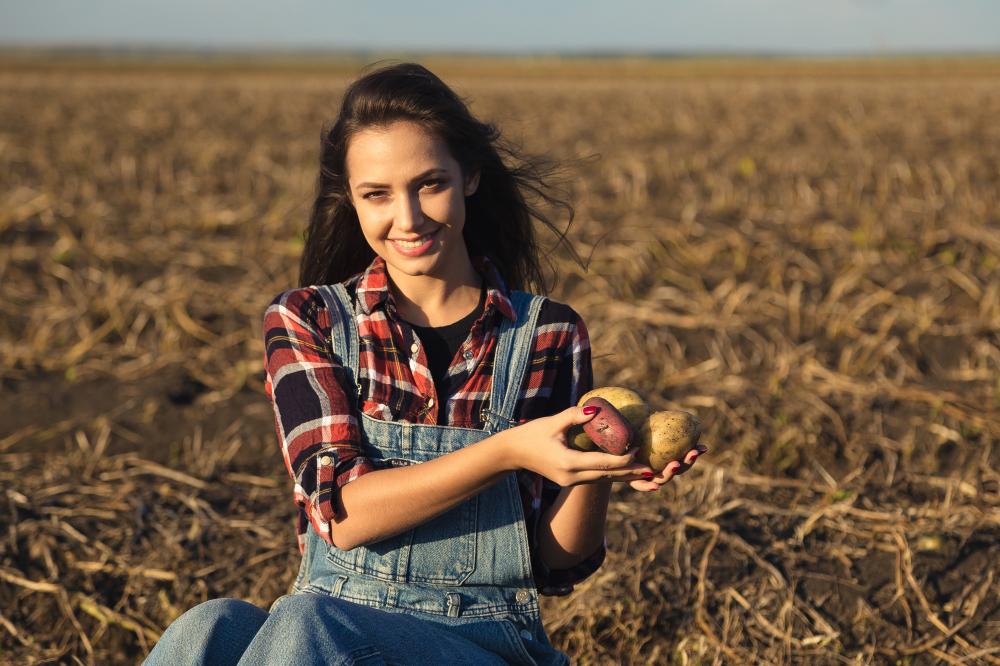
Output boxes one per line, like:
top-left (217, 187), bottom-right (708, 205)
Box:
top-left (558, 404), bottom-right (598, 428)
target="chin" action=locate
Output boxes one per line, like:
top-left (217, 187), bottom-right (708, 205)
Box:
top-left (385, 255), bottom-right (441, 277)
top-left (384, 242), bottom-right (459, 276)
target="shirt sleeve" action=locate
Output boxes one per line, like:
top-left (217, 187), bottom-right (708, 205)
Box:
top-left (527, 305), bottom-right (607, 596)
top-left (263, 287), bottom-right (376, 548)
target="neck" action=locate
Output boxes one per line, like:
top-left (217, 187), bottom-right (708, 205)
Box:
top-left (386, 253), bottom-right (483, 327)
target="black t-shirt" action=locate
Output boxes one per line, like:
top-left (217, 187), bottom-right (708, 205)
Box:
top-left (408, 284), bottom-right (486, 425)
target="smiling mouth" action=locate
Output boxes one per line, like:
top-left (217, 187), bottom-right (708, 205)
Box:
top-left (392, 234), bottom-right (434, 248)
top-left (387, 227), bottom-right (442, 257)
top-left (390, 228), bottom-right (439, 247)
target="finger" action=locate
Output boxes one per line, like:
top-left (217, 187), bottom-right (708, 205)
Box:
top-left (556, 405), bottom-right (600, 430)
top-left (607, 471), bottom-right (660, 484)
top-left (564, 448), bottom-right (638, 472)
top-left (613, 462), bottom-right (656, 475)
top-left (676, 445), bottom-right (708, 474)
top-left (672, 461), bottom-right (692, 476)
top-left (683, 446), bottom-right (707, 465)
top-left (652, 460), bottom-right (683, 484)
top-left (577, 467), bottom-right (655, 483)
top-left (628, 479), bottom-right (661, 492)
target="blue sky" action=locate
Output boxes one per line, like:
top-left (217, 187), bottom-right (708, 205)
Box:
top-left (1, 1), bottom-right (998, 54)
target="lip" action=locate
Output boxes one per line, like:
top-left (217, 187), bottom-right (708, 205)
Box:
top-left (388, 227), bottom-right (440, 257)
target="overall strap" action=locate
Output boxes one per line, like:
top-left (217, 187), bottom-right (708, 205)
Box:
top-left (484, 290), bottom-right (546, 431)
top-left (313, 283), bottom-right (361, 401)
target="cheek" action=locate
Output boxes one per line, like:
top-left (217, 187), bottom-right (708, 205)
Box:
top-left (356, 211), bottom-right (388, 246)
top-left (425, 192), bottom-right (466, 226)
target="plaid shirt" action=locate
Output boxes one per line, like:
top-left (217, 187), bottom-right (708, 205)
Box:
top-left (263, 255), bottom-right (604, 595)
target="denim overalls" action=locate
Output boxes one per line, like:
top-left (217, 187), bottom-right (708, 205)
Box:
top-left (281, 282), bottom-right (570, 666)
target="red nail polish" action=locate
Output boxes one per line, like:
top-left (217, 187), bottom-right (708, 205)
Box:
top-left (642, 471), bottom-right (655, 478)
top-left (582, 406), bottom-right (598, 415)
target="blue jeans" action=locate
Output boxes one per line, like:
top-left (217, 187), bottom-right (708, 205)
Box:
top-left (143, 593), bottom-right (539, 665)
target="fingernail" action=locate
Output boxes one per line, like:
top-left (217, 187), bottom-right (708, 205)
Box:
top-left (642, 471), bottom-right (655, 478)
top-left (582, 405), bottom-right (598, 415)
top-left (684, 450), bottom-right (699, 464)
top-left (666, 461), bottom-right (682, 474)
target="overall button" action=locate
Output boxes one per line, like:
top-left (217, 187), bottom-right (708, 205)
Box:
top-left (515, 589), bottom-right (530, 604)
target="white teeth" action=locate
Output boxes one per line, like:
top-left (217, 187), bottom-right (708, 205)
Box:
top-left (394, 235), bottom-right (429, 248)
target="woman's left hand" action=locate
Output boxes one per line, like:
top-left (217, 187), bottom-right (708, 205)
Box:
top-left (627, 444), bottom-right (708, 492)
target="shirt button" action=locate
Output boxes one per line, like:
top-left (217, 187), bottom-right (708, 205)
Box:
top-left (427, 397), bottom-right (435, 408)
top-left (515, 589), bottom-right (530, 604)
top-left (520, 629), bottom-right (533, 641)
top-left (410, 342), bottom-right (419, 354)
top-left (319, 455), bottom-right (334, 467)
top-left (463, 350), bottom-right (473, 360)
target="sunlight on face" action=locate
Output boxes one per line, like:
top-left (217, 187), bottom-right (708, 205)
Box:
top-left (346, 120), bottom-right (479, 283)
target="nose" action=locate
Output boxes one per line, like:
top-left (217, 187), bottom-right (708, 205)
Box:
top-left (393, 191), bottom-right (424, 232)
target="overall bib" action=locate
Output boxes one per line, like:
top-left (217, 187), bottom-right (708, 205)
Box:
top-left (278, 282), bottom-right (571, 666)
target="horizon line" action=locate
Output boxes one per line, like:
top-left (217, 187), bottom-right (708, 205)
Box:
top-left (2, 43), bottom-right (999, 60)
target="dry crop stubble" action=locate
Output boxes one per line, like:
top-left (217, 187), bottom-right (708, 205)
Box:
top-left (1, 59), bottom-right (999, 664)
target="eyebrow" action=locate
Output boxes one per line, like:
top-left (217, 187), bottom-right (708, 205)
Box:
top-left (354, 168), bottom-right (450, 190)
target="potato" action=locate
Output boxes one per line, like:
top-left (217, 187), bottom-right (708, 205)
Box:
top-left (637, 410), bottom-right (701, 470)
top-left (568, 386), bottom-right (650, 451)
top-left (567, 424), bottom-right (597, 451)
top-left (581, 397), bottom-right (634, 454)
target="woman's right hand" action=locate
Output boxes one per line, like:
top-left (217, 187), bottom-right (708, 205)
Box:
top-left (500, 406), bottom-right (656, 486)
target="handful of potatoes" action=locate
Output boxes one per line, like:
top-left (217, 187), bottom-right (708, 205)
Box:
top-left (568, 386), bottom-right (701, 469)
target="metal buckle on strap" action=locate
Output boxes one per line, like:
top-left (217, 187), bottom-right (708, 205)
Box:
top-left (480, 405), bottom-right (519, 429)
top-left (446, 592), bottom-right (461, 618)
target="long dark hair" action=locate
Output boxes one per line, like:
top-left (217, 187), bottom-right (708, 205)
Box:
top-left (298, 62), bottom-right (577, 294)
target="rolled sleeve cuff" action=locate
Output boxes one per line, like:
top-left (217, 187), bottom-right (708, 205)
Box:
top-left (310, 451), bottom-right (377, 524)
top-left (532, 538), bottom-right (608, 597)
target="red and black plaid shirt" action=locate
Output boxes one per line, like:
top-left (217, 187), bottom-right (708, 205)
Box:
top-left (263, 255), bottom-right (604, 595)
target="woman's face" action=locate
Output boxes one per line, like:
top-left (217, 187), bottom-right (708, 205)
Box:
top-left (345, 120), bottom-right (479, 283)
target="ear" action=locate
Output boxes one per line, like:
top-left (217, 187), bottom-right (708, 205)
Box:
top-left (464, 169), bottom-right (480, 197)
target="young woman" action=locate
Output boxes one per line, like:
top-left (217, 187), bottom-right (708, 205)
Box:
top-left (144, 62), bottom-right (705, 665)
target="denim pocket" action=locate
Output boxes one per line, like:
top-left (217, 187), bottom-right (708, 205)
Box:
top-left (325, 494), bottom-right (478, 585)
top-left (406, 494), bottom-right (478, 584)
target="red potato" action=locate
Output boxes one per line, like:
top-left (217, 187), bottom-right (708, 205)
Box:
top-left (581, 397), bottom-right (635, 455)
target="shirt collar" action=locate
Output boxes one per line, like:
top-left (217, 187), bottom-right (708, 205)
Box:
top-left (352, 255), bottom-right (517, 323)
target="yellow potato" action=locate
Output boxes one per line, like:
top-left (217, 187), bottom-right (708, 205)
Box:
top-left (567, 424), bottom-right (598, 451)
top-left (568, 386), bottom-right (650, 451)
top-left (637, 410), bottom-right (701, 470)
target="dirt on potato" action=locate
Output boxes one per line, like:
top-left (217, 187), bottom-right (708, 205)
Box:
top-left (1, 56), bottom-right (999, 665)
